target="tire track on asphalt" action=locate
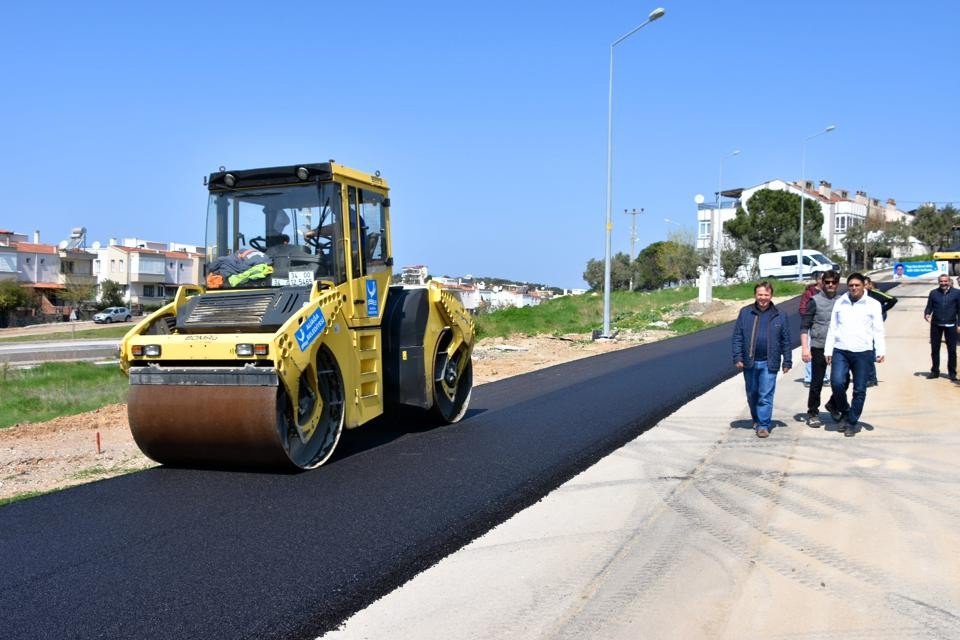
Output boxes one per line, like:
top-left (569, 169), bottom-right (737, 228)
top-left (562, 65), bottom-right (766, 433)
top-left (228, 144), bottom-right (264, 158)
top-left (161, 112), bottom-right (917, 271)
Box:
top-left (690, 468), bottom-right (960, 638)
top-left (708, 462), bottom-right (863, 516)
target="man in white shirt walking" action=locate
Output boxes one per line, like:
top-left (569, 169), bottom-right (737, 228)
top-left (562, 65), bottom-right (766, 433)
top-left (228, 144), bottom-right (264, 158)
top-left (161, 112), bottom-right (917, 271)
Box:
top-left (824, 272), bottom-right (886, 437)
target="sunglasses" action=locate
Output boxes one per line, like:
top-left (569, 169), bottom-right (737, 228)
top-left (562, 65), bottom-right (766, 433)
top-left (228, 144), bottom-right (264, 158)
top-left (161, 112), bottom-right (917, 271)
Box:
top-left (823, 280), bottom-right (838, 285)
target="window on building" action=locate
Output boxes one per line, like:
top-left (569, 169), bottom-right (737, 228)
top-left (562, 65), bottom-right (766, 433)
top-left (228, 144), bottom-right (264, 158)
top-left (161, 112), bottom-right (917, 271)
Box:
top-left (143, 285), bottom-right (156, 297)
top-left (698, 220), bottom-right (711, 238)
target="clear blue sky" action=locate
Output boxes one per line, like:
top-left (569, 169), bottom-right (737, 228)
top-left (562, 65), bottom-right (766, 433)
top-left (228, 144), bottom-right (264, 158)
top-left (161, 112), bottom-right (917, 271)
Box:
top-left (2, 1), bottom-right (957, 289)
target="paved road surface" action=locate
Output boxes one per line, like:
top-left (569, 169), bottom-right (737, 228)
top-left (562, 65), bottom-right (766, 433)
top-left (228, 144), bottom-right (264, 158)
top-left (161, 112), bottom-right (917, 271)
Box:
top-left (325, 281), bottom-right (960, 640)
top-left (0, 339), bottom-right (120, 364)
top-left (2, 300), bottom-right (798, 639)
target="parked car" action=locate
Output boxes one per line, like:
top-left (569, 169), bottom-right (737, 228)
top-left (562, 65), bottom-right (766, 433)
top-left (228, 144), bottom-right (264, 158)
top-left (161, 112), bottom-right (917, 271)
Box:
top-left (93, 306), bottom-right (132, 323)
top-left (758, 250), bottom-right (840, 279)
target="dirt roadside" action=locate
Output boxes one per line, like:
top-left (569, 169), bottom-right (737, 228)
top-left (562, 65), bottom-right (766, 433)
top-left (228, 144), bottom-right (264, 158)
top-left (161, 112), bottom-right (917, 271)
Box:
top-left (0, 299), bottom-right (754, 502)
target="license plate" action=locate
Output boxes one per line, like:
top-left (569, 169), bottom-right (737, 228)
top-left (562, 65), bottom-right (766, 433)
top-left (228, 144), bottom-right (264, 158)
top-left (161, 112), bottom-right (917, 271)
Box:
top-left (288, 270), bottom-right (315, 286)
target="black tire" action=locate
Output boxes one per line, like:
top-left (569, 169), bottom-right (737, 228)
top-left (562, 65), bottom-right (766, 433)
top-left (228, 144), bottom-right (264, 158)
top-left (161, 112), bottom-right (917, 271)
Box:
top-left (431, 332), bottom-right (473, 424)
top-left (277, 346), bottom-right (345, 469)
top-left (124, 316), bottom-right (131, 322)
top-left (106, 317), bottom-right (112, 324)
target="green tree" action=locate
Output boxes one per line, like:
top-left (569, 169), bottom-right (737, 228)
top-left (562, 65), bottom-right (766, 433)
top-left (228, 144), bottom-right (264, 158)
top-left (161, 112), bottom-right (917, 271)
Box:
top-left (0, 281), bottom-right (33, 327)
top-left (724, 188), bottom-right (826, 257)
top-left (720, 246), bottom-right (747, 278)
top-left (911, 204), bottom-right (958, 252)
top-left (0, 281), bottom-right (32, 312)
top-left (635, 241), bottom-right (703, 290)
top-left (62, 281), bottom-right (96, 308)
top-left (842, 217), bottom-right (915, 270)
top-left (99, 279), bottom-right (125, 308)
top-left (582, 253), bottom-right (633, 292)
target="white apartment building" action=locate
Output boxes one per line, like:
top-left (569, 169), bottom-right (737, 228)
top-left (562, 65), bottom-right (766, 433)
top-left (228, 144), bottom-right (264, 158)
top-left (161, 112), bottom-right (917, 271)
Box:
top-left (697, 178), bottom-right (923, 277)
top-left (93, 238), bottom-right (203, 305)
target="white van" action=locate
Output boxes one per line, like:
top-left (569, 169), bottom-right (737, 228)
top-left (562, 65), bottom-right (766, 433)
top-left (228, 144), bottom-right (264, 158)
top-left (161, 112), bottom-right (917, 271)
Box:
top-left (758, 250), bottom-right (839, 279)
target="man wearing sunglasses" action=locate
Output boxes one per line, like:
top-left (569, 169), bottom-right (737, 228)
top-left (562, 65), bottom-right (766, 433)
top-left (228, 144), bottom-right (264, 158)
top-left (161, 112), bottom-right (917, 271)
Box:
top-left (800, 270), bottom-right (842, 427)
top-left (825, 273), bottom-right (887, 437)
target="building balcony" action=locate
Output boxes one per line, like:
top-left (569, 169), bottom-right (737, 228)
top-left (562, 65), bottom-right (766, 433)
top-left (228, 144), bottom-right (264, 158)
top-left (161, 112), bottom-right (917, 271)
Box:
top-left (59, 274), bottom-right (97, 287)
top-left (697, 199), bottom-right (741, 211)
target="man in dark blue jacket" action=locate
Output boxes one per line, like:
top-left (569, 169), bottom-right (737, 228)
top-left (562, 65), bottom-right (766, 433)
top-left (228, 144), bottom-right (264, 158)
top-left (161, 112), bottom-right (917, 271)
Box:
top-left (924, 274), bottom-right (960, 380)
top-left (732, 281), bottom-right (793, 438)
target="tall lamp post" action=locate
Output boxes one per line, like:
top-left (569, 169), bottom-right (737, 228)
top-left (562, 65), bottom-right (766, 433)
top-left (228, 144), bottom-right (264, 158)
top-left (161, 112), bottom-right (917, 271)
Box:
top-left (797, 125), bottom-right (836, 280)
top-left (624, 207), bottom-right (643, 290)
top-left (716, 149), bottom-right (740, 281)
top-left (601, 6), bottom-right (666, 338)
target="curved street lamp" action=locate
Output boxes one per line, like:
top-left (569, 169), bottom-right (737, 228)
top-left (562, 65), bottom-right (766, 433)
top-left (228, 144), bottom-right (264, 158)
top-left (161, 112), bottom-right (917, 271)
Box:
top-left (601, 6), bottom-right (666, 338)
top-left (716, 149), bottom-right (741, 279)
top-left (797, 125), bottom-right (836, 279)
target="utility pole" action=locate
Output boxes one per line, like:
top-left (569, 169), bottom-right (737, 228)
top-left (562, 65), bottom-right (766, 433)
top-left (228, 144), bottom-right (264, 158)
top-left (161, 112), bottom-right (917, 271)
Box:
top-left (624, 207), bottom-right (643, 291)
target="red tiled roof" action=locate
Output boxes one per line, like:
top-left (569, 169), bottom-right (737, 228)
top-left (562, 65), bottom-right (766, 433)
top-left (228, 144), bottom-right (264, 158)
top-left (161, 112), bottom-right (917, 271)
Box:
top-left (23, 282), bottom-right (66, 289)
top-left (111, 245), bottom-right (164, 255)
top-left (15, 242), bottom-right (57, 254)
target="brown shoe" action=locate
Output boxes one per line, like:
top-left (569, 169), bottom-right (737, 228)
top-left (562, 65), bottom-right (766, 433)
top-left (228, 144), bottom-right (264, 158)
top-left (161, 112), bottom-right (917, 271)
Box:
top-left (756, 428), bottom-right (770, 438)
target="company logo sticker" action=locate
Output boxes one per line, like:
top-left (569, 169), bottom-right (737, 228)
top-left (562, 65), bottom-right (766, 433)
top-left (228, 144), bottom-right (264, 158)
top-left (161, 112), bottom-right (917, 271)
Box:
top-left (296, 307), bottom-right (327, 352)
top-left (366, 279), bottom-right (379, 316)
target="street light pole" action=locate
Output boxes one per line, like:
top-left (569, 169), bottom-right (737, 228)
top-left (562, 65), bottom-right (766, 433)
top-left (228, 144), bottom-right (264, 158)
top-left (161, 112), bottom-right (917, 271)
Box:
top-left (716, 149), bottom-right (740, 281)
top-left (624, 207), bottom-right (643, 290)
top-left (602, 7), bottom-right (666, 338)
top-left (797, 125), bottom-right (836, 280)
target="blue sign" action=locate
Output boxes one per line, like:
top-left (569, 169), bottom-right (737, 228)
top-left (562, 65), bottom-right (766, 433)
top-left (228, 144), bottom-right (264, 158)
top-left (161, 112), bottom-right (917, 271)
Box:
top-left (366, 279), bottom-right (379, 316)
top-left (894, 261), bottom-right (939, 278)
top-left (295, 307), bottom-right (327, 352)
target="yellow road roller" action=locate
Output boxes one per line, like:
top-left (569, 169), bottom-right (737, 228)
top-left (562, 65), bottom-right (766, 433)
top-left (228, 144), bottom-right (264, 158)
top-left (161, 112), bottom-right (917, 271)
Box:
top-left (120, 162), bottom-right (474, 469)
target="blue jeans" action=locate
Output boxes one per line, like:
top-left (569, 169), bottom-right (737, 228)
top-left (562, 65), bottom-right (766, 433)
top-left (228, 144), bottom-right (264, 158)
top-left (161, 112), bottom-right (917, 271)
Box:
top-left (830, 349), bottom-right (873, 425)
top-left (867, 348), bottom-right (877, 384)
top-left (743, 361), bottom-right (778, 429)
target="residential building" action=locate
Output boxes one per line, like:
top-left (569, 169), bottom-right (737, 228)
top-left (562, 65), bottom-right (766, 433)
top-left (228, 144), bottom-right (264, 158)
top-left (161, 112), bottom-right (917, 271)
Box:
top-left (10, 240), bottom-right (95, 317)
top-left (400, 265), bottom-right (429, 285)
top-left (0, 230), bottom-right (19, 282)
top-left (94, 239), bottom-right (203, 305)
top-left (697, 178), bottom-right (923, 276)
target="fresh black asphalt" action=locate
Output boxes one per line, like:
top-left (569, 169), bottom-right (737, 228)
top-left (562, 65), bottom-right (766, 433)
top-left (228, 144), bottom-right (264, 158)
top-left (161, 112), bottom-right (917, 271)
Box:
top-left (0, 296), bottom-right (803, 640)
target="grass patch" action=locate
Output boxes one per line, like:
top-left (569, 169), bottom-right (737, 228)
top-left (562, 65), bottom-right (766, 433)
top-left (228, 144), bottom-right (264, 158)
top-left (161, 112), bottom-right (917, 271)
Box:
top-left (0, 325), bottom-right (131, 343)
top-left (475, 282), bottom-right (804, 339)
top-left (0, 490), bottom-right (55, 507)
top-left (669, 316), bottom-right (708, 334)
top-left (711, 280), bottom-right (806, 300)
top-left (0, 362), bottom-right (128, 428)
top-left (69, 465), bottom-right (115, 481)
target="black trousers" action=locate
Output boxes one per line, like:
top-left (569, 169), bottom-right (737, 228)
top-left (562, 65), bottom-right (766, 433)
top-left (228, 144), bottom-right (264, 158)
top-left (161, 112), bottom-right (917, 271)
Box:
top-left (807, 347), bottom-right (839, 414)
top-left (930, 324), bottom-right (958, 377)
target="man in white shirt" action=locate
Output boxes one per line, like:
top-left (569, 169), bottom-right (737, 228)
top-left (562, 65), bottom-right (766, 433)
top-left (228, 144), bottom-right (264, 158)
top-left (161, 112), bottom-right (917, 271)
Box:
top-left (824, 272), bottom-right (886, 437)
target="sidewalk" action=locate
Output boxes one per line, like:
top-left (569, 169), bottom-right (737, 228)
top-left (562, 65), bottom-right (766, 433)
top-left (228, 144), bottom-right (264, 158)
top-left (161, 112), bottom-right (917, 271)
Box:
top-left (323, 281), bottom-right (960, 640)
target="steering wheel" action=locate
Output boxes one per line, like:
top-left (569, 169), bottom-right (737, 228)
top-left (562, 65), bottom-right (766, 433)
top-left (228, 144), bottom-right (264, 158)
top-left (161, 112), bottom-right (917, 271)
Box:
top-left (248, 236), bottom-right (267, 252)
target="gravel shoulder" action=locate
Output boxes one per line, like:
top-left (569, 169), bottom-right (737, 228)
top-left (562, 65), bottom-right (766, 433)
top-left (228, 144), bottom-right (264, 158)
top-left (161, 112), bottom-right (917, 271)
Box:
top-left (0, 298), bottom-right (751, 502)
